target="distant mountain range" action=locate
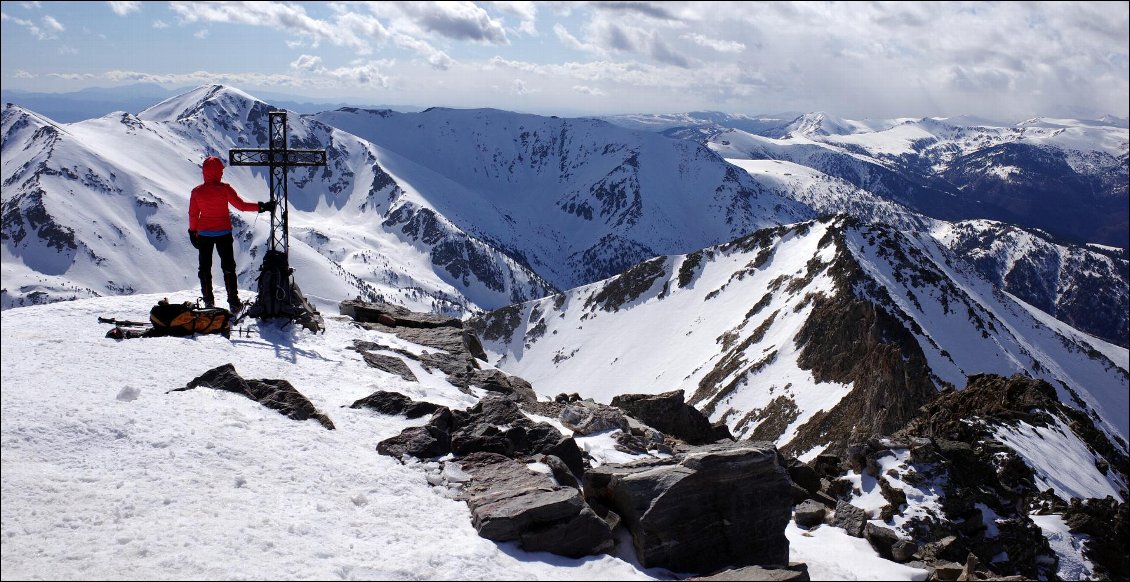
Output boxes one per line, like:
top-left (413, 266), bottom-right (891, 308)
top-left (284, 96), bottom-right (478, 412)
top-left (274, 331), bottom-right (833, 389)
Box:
top-left (472, 216), bottom-right (1128, 455)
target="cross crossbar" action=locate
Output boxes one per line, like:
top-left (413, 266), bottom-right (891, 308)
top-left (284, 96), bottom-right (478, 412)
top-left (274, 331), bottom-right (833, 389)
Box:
top-left (227, 110), bottom-right (326, 256)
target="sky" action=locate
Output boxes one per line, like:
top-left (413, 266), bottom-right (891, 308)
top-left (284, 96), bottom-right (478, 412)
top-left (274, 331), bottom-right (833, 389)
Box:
top-left (1, 1), bottom-right (1128, 120)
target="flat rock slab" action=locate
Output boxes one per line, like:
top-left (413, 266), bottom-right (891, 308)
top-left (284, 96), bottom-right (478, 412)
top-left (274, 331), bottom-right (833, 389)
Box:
top-left (174, 363), bottom-right (334, 430)
top-left (457, 452), bottom-right (613, 558)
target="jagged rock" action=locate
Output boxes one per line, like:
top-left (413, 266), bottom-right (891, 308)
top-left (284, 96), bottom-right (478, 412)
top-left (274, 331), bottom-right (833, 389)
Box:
top-left (378, 395), bottom-right (584, 475)
top-left (355, 351), bottom-right (418, 382)
top-left (560, 401), bottom-right (629, 435)
top-left (584, 440), bottom-right (791, 573)
top-left (787, 459), bottom-right (821, 495)
top-left (175, 363), bottom-right (334, 429)
top-left (956, 553), bottom-right (978, 582)
top-left (793, 499), bottom-right (826, 528)
top-left (341, 298), bottom-right (462, 329)
top-left (932, 535), bottom-right (967, 563)
top-left (789, 482), bottom-right (810, 505)
top-left (519, 505), bottom-right (615, 557)
top-left (831, 500), bottom-right (867, 537)
top-left (813, 454), bottom-right (843, 478)
top-left (690, 563), bottom-right (811, 581)
top-left (891, 539), bottom-right (918, 563)
top-left (932, 560), bottom-right (964, 581)
top-left (610, 389), bottom-right (730, 445)
top-left (864, 522), bottom-right (900, 559)
top-left (349, 390), bottom-right (442, 419)
top-left (467, 368), bottom-right (536, 403)
top-left (376, 424), bottom-right (450, 458)
top-left (541, 454), bottom-right (578, 488)
top-left (457, 452), bottom-right (613, 558)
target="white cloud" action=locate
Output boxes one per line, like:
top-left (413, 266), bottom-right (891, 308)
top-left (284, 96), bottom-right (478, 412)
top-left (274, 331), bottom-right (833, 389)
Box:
top-left (368, 1), bottom-right (508, 44)
top-left (13, 69), bottom-right (36, 78)
top-left (194, 28), bottom-right (209, 39)
top-left (41, 14), bottom-right (63, 32)
top-left (553, 23), bottom-right (587, 51)
top-left (484, 1), bottom-right (538, 36)
top-left (57, 45), bottom-right (78, 55)
top-left (152, 19), bottom-right (168, 29)
top-left (290, 54), bottom-right (323, 71)
top-left (107, 1), bottom-right (140, 16)
top-left (512, 78), bottom-right (538, 95)
top-left (572, 85), bottom-right (605, 96)
top-left (170, 1), bottom-right (359, 50)
top-left (391, 33), bottom-right (455, 70)
top-left (1, 11), bottom-right (60, 39)
top-left (682, 33), bottom-right (744, 53)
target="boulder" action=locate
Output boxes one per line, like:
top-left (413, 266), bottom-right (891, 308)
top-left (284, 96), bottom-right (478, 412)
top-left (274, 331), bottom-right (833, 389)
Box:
top-left (793, 500), bottom-right (826, 528)
top-left (349, 390), bottom-right (442, 419)
top-left (355, 352), bottom-right (418, 382)
top-left (457, 452), bottom-right (613, 558)
top-left (787, 459), bottom-right (821, 495)
top-left (831, 501), bottom-right (867, 537)
top-left (891, 539), bottom-right (918, 563)
top-left (560, 401), bottom-right (629, 435)
top-left (691, 563), bottom-right (811, 581)
top-left (175, 363), bottom-right (334, 429)
top-left (584, 440), bottom-right (791, 573)
top-left (376, 424), bottom-right (450, 458)
top-left (864, 522), bottom-right (900, 559)
top-left (610, 389), bottom-right (729, 445)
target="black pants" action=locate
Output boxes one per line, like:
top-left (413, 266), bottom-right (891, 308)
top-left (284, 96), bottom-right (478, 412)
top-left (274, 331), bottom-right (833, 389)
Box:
top-left (197, 233), bottom-right (239, 307)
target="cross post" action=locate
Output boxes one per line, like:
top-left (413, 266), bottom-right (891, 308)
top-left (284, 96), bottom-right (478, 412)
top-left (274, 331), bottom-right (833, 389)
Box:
top-left (228, 109), bottom-right (327, 332)
top-left (229, 110), bottom-right (326, 255)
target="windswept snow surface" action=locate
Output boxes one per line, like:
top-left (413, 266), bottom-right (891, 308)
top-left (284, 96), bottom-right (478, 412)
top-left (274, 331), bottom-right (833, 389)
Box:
top-left (992, 416), bottom-right (1125, 502)
top-left (0, 294), bottom-right (668, 580)
top-left (786, 522), bottom-right (928, 581)
top-left (1030, 514), bottom-right (1096, 581)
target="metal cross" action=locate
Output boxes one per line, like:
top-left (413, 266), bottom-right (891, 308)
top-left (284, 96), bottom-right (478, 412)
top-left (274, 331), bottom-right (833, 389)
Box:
top-left (228, 110), bottom-right (326, 256)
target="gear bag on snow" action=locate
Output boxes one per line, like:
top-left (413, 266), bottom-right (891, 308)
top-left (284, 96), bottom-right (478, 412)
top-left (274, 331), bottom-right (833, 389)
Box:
top-left (148, 299), bottom-right (232, 337)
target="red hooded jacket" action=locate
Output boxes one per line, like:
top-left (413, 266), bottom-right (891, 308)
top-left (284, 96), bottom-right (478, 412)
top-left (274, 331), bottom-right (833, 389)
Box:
top-left (188, 156), bottom-right (260, 232)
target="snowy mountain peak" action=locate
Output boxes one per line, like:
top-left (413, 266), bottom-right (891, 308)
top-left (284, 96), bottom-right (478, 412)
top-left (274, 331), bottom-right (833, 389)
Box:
top-left (137, 84), bottom-right (263, 124)
top-left (474, 216), bottom-right (1128, 457)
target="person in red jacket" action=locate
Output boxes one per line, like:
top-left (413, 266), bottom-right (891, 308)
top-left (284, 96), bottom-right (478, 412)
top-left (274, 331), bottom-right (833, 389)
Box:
top-left (188, 156), bottom-right (274, 312)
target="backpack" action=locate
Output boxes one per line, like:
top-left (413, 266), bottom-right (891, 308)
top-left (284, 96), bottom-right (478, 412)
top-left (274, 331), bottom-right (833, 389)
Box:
top-left (148, 299), bottom-right (232, 338)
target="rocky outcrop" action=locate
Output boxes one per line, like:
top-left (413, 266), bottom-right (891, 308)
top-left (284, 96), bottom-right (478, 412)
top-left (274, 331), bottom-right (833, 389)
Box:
top-left (341, 298), bottom-right (488, 360)
top-left (584, 440), bottom-right (791, 573)
top-left (343, 299), bottom-right (536, 404)
top-left (173, 363), bottom-right (334, 429)
top-left (349, 390), bottom-right (442, 419)
top-left (377, 395), bottom-right (584, 475)
top-left (610, 389), bottom-right (731, 445)
top-left (690, 563), bottom-right (811, 581)
top-left (456, 452), bottom-right (614, 558)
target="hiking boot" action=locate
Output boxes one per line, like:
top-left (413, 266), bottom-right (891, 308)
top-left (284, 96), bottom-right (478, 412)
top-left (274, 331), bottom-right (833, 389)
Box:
top-left (223, 271), bottom-right (240, 313)
top-left (204, 300), bottom-right (215, 308)
top-left (199, 272), bottom-right (215, 308)
top-left (228, 301), bottom-right (243, 315)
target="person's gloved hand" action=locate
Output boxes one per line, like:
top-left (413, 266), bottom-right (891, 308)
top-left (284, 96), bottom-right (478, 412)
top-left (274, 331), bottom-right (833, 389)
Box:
top-left (258, 200), bottom-right (276, 213)
top-left (188, 230), bottom-right (199, 249)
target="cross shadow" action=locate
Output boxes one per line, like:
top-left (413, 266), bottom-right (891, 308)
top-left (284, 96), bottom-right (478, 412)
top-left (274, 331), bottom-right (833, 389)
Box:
top-left (229, 319), bottom-right (334, 364)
